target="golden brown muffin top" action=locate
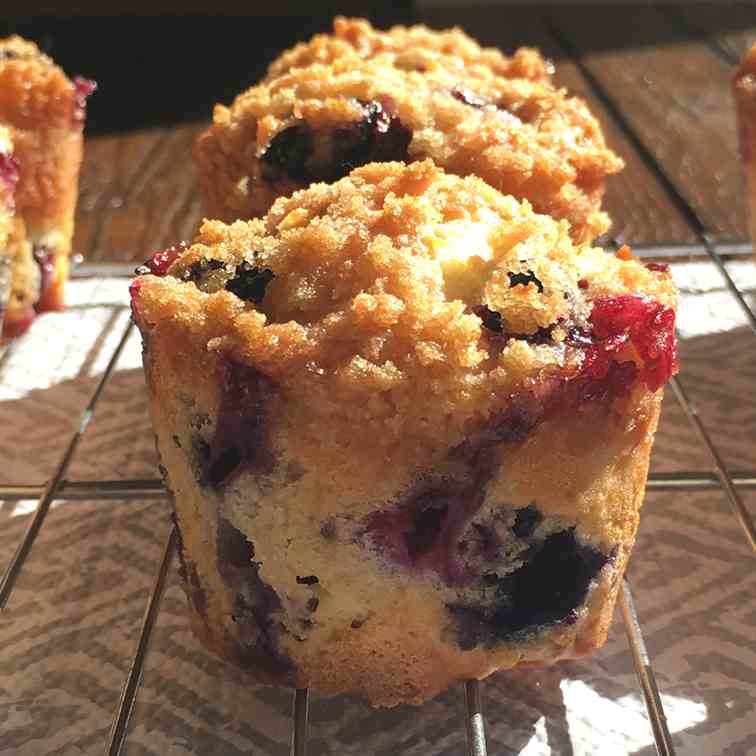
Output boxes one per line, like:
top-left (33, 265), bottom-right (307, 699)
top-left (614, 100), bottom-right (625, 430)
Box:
top-left (266, 16), bottom-right (552, 83)
top-left (203, 48), bottom-right (622, 242)
top-left (133, 161), bottom-right (675, 470)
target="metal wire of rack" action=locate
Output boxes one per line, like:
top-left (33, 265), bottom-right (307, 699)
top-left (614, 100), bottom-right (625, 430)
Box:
top-left (0, 243), bottom-right (755, 756)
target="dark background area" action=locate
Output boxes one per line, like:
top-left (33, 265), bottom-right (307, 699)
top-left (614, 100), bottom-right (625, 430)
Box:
top-left (1, 3), bottom-right (753, 135)
top-left (0, 3), bottom-right (415, 134)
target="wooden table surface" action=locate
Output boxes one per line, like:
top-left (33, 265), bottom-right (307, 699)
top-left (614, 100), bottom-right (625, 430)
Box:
top-left (57, 4), bottom-right (756, 262)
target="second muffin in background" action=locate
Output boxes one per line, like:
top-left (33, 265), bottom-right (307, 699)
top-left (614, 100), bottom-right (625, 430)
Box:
top-left (195, 20), bottom-right (622, 245)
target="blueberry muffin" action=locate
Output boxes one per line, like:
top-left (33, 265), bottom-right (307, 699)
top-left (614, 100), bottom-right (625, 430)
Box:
top-left (266, 16), bottom-right (552, 83)
top-left (195, 33), bottom-right (622, 245)
top-left (0, 35), bottom-right (95, 337)
top-left (132, 161), bottom-right (676, 706)
top-left (734, 43), bottom-right (756, 243)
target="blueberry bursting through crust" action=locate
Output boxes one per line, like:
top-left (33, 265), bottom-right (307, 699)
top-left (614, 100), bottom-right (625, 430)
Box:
top-left (261, 99), bottom-right (412, 185)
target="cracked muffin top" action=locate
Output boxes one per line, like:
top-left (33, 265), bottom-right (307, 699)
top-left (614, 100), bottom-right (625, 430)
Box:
top-left (133, 161), bottom-right (675, 474)
top-left (266, 16), bottom-right (552, 82)
top-left (195, 43), bottom-right (622, 244)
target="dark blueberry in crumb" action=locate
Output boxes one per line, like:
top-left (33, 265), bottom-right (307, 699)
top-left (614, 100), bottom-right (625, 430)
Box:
top-left (306, 597), bottom-right (319, 613)
top-left (204, 360), bottom-right (276, 489)
top-left (508, 270), bottom-right (544, 294)
top-left (475, 305), bottom-right (504, 333)
top-left (331, 99), bottom-right (412, 178)
top-left (512, 504), bottom-right (542, 539)
top-left (216, 516), bottom-right (295, 680)
top-left (172, 434), bottom-right (182, 449)
top-left (578, 278), bottom-right (590, 290)
top-left (217, 517), bottom-right (255, 570)
top-left (645, 262), bottom-right (670, 273)
top-left (494, 529), bottom-right (608, 634)
top-left (183, 258), bottom-right (225, 284)
top-left (261, 124), bottom-right (314, 182)
top-left (475, 306), bottom-right (554, 344)
top-left (351, 619), bottom-right (365, 629)
top-left (521, 325), bottom-right (556, 346)
top-left (296, 575), bottom-right (319, 585)
top-left (450, 87), bottom-right (489, 109)
top-left (320, 519), bottom-right (337, 540)
top-left (263, 100), bottom-right (411, 185)
top-left (207, 447), bottom-right (243, 488)
top-left (225, 262), bottom-right (274, 305)
top-left (448, 528), bottom-right (610, 649)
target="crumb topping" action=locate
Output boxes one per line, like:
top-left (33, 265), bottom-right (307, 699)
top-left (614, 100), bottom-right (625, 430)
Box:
top-left (133, 161), bottom-right (675, 466)
top-left (196, 46), bottom-right (622, 243)
top-left (266, 17), bottom-right (553, 83)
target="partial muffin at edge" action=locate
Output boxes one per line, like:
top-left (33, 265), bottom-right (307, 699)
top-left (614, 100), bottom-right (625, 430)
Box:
top-left (0, 35), bottom-right (95, 336)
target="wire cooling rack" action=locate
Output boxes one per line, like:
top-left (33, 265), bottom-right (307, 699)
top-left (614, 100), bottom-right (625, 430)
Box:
top-left (1, 242), bottom-right (755, 756)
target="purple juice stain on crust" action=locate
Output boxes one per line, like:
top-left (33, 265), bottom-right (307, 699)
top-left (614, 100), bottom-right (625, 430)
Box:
top-left (447, 528), bottom-right (611, 648)
top-left (365, 459), bottom-right (495, 587)
top-left (203, 360), bottom-right (276, 490)
top-left (0, 150), bottom-right (19, 202)
top-left (216, 517), bottom-right (295, 681)
top-left (72, 76), bottom-right (96, 124)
